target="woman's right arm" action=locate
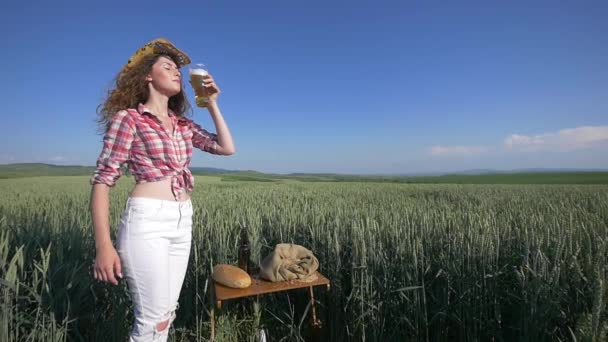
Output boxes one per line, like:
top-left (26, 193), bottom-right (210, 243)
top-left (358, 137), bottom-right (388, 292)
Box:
top-left (90, 183), bottom-right (122, 285)
top-left (91, 183), bottom-right (111, 248)
top-left (89, 110), bottom-right (135, 285)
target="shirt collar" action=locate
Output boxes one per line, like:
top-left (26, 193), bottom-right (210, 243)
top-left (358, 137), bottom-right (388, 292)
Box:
top-left (137, 103), bottom-right (174, 118)
top-left (137, 103), bottom-right (188, 123)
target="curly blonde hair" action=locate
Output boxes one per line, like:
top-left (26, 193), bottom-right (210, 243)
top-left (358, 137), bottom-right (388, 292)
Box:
top-left (96, 53), bottom-right (192, 133)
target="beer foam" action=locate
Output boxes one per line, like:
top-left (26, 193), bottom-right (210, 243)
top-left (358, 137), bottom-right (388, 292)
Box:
top-left (189, 68), bottom-right (208, 76)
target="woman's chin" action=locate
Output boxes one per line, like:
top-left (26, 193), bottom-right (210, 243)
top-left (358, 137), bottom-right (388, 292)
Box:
top-left (163, 88), bottom-right (181, 98)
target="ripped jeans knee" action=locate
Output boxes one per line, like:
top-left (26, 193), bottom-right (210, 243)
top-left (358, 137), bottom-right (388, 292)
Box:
top-left (130, 305), bottom-right (178, 342)
top-left (155, 307), bottom-right (177, 334)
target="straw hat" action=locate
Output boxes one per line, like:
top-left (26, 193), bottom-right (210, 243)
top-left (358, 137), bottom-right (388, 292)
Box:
top-left (121, 38), bottom-right (191, 73)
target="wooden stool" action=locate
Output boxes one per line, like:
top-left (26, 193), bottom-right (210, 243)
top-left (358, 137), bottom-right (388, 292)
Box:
top-left (210, 271), bottom-right (330, 340)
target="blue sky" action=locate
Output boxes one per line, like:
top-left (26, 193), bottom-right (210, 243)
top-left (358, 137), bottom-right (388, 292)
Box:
top-left (1, 0), bottom-right (607, 174)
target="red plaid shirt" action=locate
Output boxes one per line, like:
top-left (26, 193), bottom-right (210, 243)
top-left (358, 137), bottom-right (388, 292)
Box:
top-left (90, 103), bottom-right (219, 201)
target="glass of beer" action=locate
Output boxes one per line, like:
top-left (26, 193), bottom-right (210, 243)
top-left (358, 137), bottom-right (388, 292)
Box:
top-left (189, 63), bottom-right (210, 107)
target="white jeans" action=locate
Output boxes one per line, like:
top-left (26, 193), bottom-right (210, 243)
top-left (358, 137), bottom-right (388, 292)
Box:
top-left (116, 197), bottom-right (193, 341)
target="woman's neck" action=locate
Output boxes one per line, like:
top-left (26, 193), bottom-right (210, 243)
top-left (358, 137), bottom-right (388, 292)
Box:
top-left (144, 89), bottom-right (170, 118)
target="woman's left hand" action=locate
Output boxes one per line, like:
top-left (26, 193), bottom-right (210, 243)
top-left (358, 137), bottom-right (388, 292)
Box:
top-left (191, 74), bottom-right (221, 103)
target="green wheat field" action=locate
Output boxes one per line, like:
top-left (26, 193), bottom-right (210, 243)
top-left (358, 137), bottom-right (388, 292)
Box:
top-left (1, 174), bottom-right (608, 341)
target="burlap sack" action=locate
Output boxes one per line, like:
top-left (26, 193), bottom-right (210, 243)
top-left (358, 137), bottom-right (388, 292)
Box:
top-left (260, 243), bottom-right (319, 282)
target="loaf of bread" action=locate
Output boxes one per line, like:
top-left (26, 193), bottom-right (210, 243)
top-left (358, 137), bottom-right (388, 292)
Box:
top-left (212, 264), bottom-right (252, 288)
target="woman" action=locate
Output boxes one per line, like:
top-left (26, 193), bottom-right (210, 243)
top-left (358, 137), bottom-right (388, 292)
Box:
top-left (89, 38), bottom-right (235, 341)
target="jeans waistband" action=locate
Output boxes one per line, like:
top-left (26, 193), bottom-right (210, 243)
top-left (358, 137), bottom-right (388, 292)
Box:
top-left (126, 196), bottom-right (192, 209)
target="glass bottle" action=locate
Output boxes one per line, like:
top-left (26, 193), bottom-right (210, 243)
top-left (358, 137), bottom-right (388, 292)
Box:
top-left (238, 224), bottom-right (251, 274)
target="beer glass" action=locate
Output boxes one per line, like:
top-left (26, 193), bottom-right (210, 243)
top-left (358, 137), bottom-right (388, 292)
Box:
top-left (189, 63), bottom-right (210, 107)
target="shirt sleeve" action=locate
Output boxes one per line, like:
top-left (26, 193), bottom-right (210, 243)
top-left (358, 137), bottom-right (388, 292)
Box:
top-left (190, 120), bottom-right (220, 154)
top-left (90, 110), bottom-right (135, 187)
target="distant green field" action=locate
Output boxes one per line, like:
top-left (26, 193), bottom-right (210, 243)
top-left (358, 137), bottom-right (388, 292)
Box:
top-left (396, 172), bottom-right (608, 184)
top-left (1, 163), bottom-right (607, 184)
top-left (219, 171), bottom-right (608, 184)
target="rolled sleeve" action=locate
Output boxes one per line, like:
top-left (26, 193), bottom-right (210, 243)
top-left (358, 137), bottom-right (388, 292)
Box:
top-left (90, 110), bottom-right (135, 187)
top-left (190, 121), bottom-right (219, 154)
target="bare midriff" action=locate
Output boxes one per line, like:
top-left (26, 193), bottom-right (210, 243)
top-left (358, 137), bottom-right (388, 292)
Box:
top-left (128, 177), bottom-right (190, 202)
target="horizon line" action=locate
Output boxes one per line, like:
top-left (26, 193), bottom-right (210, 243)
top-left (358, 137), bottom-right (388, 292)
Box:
top-left (0, 162), bottom-right (607, 176)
